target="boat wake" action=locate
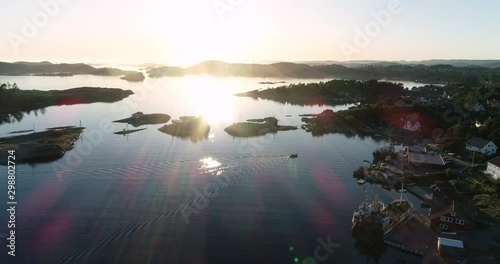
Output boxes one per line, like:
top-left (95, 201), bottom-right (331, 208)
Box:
top-left (21, 155), bottom-right (289, 263)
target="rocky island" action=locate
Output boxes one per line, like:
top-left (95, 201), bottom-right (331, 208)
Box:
top-left (0, 86), bottom-right (134, 113)
top-left (224, 117), bottom-right (297, 137)
top-left (0, 127), bottom-right (84, 163)
top-left (158, 116), bottom-right (210, 142)
top-left (120, 72), bottom-right (146, 82)
top-left (113, 112), bottom-right (171, 127)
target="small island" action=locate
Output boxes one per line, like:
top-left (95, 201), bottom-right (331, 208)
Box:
top-left (120, 72), bottom-right (146, 82)
top-left (224, 117), bottom-right (297, 137)
top-left (0, 84), bottom-right (134, 113)
top-left (114, 128), bottom-right (146, 135)
top-left (0, 127), bottom-right (84, 163)
top-left (158, 116), bottom-right (210, 142)
top-left (113, 112), bottom-right (171, 127)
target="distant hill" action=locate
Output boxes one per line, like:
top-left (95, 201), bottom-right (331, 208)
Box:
top-left (0, 61), bottom-right (140, 79)
top-left (2, 60), bottom-right (500, 83)
top-left (147, 60), bottom-right (500, 83)
top-left (302, 59), bottom-right (500, 68)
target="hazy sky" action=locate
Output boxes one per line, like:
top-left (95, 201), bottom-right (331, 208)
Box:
top-left (1, 0), bottom-right (499, 64)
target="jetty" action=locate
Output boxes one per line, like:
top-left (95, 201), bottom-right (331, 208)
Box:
top-left (407, 185), bottom-right (433, 206)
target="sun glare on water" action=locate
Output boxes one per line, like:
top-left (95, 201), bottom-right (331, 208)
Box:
top-left (200, 157), bottom-right (224, 176)
top-left (187, 77), bottom-right (234, 124)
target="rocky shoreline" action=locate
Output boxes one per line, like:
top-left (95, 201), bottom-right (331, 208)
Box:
top-left (0, 127), bottom-right (84, 163)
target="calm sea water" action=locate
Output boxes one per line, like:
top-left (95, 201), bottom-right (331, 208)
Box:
top-left (0, 75), bottom-right (427, 263)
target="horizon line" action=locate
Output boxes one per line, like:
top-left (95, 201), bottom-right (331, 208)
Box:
top-left (2, 58), bottom-right (500, 67)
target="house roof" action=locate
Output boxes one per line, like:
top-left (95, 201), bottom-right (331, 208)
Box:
top-left (429, 183), bottom-right (477, 223)
top-left (438, 238), bottom-right (464, 249)
top-left (488, 156), bottom-right (500, 168)
top-left (466, 137), bottom-right (492, 148)
top-left (408, 152), bottom-right (444, 166)
top-left (408, 145), bottom-right (426, 153)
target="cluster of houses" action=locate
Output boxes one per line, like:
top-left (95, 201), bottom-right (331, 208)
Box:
top-left (464, 136), bottom-right (500, 180)
top-left (429, 183), bottom-right (475, 261)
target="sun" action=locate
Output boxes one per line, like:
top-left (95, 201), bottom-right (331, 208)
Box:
top-left (187, 77), bottom-right (234, 124)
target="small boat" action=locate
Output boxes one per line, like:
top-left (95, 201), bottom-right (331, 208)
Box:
top-left (289, 153), bottom-right (298, 158)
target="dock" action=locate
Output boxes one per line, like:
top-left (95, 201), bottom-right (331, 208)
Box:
top-left (407, 186), bottom-right (433, 206)
top-left (357, 179), bottom-right (367, 185)
top-left (384, 214), bottom-right (440, 262)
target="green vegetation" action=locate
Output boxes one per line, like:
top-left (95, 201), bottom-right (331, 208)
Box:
top-left (3, 60), bottom-right (500, 83)
top-left (145, 60), bottom-right (500, 82)
top-left (0, 61), bottom-right (142, 78)
top-left (452, 174), bottom-right (500, 221)
top-left (0, 127), bottom-right (84, 163)
top-left (244, 78), bottom-right (500, 147)
top-left (237, 79), bottom-right (405, 106)
top-left (0, 84), bottom-right (133, 125)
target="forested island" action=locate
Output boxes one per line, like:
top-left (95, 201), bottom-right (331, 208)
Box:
top-left (3, 60), bottom-right (500, 83)
top-left (224, 117), bottom-right (297, 137)
top-left (0, 83), bottom-right (133, 125)
top-left (0, 84), bottom-right (134, 112)
top-left (236, 79), bottom-right (404, 105)
top-left (145, 60), bottom-right (500, 83)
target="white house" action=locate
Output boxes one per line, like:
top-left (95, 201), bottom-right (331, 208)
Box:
top-left (465, 137), bottom-right (497, 156)
top-left (487, 156), bottom-right (500, 180)
top-left (402, 120), bottom-right (422, 132)
top-left (437, 237), bottom-right (466, 258)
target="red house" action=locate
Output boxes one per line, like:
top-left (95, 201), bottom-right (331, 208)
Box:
top-left (429, 183), bottom-right (477, 232)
